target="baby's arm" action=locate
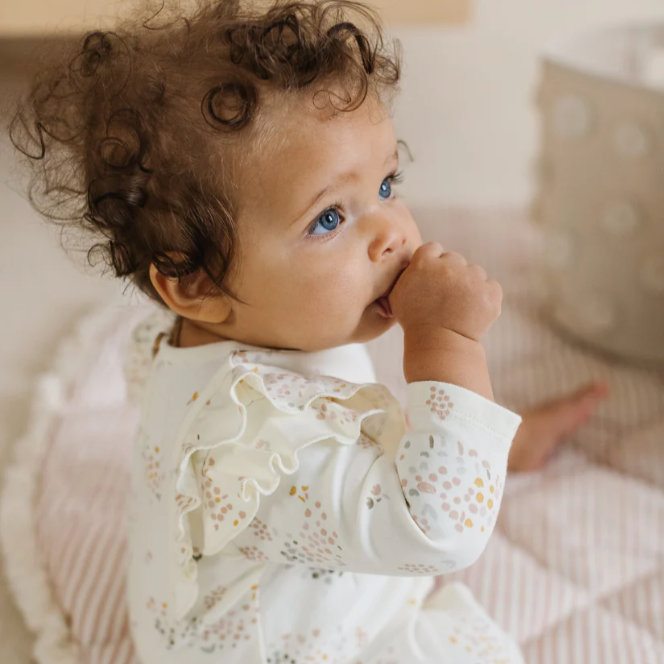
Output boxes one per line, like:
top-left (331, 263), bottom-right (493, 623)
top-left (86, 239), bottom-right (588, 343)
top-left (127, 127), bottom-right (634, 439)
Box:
top-left (232, 379), bottom-right (519, 575)
top-left (389, 380), bottom-right (519, 567)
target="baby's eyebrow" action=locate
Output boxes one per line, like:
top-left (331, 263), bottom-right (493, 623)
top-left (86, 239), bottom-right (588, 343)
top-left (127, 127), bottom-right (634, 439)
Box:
top-left (290, 147), bottom-right (399, 227)
top-left (386, 147), bottom-right (399, 165)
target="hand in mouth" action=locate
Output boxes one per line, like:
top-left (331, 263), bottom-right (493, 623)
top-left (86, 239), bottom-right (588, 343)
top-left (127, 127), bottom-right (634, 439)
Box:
top-left (375, 265), bottom-right (408, 319)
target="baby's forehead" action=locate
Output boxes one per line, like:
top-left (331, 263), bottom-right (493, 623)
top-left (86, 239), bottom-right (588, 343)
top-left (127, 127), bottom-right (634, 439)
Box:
top-left (232, 97), bottom-right (396, 221)
top-left (245, 91), bottom-right (390, 162)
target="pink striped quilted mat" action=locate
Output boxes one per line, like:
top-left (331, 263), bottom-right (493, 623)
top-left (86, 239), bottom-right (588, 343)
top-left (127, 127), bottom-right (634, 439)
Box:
top-left (2, 209), bottom-right (664, 664)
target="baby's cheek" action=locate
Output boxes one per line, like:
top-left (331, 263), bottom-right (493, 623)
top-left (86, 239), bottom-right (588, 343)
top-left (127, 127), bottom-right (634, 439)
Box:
top-left (306, 280), bottom-right (371, 342)
top-left (304, 263), bottom-right (365, 309)
top-left (260, 247), bottom-right (373, 343)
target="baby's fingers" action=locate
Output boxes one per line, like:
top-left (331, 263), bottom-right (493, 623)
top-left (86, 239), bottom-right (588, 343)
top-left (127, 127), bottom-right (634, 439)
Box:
top-left (410, 242), bottom-right (445, 264)
top-left (487, 278), bottom-right (503, 300)
top-left (468, 264), bottom-right (488, 281)
top-left (485, 279), bottom-right (504, 316)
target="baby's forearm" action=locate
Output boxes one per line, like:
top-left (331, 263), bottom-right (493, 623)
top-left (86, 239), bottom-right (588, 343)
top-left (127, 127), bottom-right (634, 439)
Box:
top-left (403, 327), bottom-right (494, 402)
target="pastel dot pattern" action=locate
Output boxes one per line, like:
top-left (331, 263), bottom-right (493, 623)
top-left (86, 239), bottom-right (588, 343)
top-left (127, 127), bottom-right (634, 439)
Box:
top-left (145, 583), bottom-right (261, 653)
top-left (398, 563), bottom-right (439, 575)
top-left (137, 334), bottom-right (520, 659)
top-left (426, 386), bottom-right (454, 420)
top-left (398, 435), bottom-right (502, 541)
top-left (445, 611), bottom-right (517, 663)
top-left (138, 426), bottom-right (164, 501)
top-left (167, 347), bottom-right (391, 634)
top-left (280, 495), bottom-right (345, 568)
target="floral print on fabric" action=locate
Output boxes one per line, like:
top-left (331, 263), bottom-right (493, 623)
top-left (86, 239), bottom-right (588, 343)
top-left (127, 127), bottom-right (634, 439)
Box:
top-left (446, 611), bottom-right (518, 663)
top-left (137, 426), bottom-right (165, 501)
top-left (279, 492), bottom-right (345, 568)
top-left (425, 385), bottom-right (455, 420)
top-left (397, 433), bottom-right (502, 540)
top-left (230, 350), bottom-right (367, 414)
top-left (127, 329), bottom-right (523, 664)
top-left (264, 623), bottom-right (370, 664)
top-left (198, 590), bottom-right (261, 655)
top-left (165, 348), bottom-right (382, 627)
top-left (365, 483), bottom-right (390, 509)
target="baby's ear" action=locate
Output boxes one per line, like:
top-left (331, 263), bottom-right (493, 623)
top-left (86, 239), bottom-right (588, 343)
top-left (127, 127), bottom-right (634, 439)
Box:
top-left (149, 258), bottom-right (232, 325)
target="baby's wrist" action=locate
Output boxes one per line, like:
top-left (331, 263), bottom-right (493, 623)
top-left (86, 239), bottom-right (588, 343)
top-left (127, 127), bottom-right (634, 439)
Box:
top-left (403, 327), bottom-right (494, 401)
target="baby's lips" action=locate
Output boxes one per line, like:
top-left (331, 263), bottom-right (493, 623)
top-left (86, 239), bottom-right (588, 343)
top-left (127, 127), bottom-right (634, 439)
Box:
top-left (376, 297), bottom-right (393, 318)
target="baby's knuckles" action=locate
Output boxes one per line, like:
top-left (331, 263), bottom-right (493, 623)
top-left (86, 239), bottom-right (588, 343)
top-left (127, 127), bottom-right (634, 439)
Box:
top-left (391, 242), bottom-right (501, 340)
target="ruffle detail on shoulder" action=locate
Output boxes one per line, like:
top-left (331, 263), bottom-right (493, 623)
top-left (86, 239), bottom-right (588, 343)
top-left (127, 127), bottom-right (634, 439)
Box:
top-left (167, 347), bottom-right (404, 625)
top-left (122, 307), bottom-right (177, 406)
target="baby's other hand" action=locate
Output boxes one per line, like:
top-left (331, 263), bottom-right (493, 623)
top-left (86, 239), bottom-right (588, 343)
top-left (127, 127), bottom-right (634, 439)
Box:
top-left (508, 381), bottom-right (609, 472)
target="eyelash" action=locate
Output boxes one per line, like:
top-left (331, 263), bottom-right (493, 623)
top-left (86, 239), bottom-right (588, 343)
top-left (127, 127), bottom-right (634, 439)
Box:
top-left (388, 171), bottom-right (404, 186)
top-left (306, 170), bottom-right (404, 239)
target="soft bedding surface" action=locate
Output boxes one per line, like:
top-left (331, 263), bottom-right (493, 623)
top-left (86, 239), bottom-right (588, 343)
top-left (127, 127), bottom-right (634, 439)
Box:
top-left (2, 209), bottom-right (663, 664)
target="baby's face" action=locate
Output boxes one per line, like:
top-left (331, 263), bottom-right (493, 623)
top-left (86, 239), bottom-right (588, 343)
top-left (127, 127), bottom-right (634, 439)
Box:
top-left (224, 97), bottom-right (422, 351)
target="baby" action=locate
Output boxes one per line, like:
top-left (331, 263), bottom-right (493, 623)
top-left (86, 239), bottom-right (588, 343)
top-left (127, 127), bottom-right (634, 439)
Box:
top-left (10, 1), bottom-right (607, 662)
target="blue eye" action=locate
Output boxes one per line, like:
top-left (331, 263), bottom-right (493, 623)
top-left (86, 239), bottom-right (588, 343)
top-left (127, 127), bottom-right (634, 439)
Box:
top-left (380, 172), bottom-right (404, 201)
top-left (308, 208), bottom-right (342, 235)
top-left (379, 177), bottom-right (393, 200)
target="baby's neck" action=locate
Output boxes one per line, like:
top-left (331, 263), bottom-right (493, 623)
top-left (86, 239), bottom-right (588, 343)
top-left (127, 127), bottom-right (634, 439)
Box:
top-left (176, 317), bottom-right (227, 348)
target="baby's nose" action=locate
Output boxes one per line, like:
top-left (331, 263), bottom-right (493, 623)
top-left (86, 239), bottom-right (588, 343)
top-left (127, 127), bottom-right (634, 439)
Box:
top-left (368, 218), bottom-right (407, 262)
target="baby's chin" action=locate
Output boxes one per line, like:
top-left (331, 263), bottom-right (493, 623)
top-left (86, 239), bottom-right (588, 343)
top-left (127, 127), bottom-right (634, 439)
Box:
top-left (351, 306), bottom-right (399, 344)
top-left (284, 311), bottom-right (397, 353)
top-left (238, 303), bottom-right (398, 352)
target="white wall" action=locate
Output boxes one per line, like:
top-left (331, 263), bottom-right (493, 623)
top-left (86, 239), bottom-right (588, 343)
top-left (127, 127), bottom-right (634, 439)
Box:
top-left (392, 0), bottom-right (664, 207)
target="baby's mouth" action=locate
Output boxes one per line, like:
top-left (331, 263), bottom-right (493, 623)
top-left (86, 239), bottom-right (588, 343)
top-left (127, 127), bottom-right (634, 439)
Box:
top-left (376, 296), bottom-right (393, 318)
top-left (374, 267), bottom-right (407, 319)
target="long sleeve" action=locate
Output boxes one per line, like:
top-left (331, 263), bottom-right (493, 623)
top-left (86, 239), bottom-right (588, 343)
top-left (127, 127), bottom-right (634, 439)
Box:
top-left (232, 381), bottom-right (522, 576)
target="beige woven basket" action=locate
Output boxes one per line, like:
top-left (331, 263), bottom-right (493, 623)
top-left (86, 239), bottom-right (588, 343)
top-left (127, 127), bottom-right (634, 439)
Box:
top-left (534, 22), bottom-right (664, 364)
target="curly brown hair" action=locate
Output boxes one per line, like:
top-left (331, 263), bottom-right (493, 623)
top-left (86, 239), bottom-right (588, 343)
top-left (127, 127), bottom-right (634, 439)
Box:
top-left (8, 0), bottom-right (402, 303)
